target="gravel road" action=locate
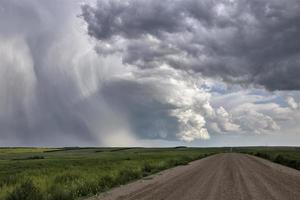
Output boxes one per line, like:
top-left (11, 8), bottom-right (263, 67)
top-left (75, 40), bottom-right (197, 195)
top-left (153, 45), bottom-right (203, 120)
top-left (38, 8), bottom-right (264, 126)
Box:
top-left (89, 153), bottom-right (300, 200)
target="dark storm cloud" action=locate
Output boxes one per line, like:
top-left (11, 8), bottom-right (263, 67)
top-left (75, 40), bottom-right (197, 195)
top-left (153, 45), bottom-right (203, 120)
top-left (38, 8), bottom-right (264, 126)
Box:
top-left (82, 0), bottom-right (300, 90)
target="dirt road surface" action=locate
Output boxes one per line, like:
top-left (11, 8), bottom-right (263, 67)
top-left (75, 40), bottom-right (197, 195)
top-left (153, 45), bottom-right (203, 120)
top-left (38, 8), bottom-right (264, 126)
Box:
top-left (89, 153), bottom-right (300, 200)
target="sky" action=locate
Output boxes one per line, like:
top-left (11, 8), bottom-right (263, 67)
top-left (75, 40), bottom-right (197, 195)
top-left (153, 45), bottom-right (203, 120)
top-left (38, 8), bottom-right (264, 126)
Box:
top-left (1, 0), bottom-right (300, 147)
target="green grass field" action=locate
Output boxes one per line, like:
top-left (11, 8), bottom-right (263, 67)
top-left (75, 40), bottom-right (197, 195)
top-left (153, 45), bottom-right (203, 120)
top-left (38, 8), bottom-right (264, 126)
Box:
top-left (0, 147), bottom-right (299, 200)
top-left (0, 147), bottom-right (226, 200)
top-left (234, 146), bottom-right (300, 170)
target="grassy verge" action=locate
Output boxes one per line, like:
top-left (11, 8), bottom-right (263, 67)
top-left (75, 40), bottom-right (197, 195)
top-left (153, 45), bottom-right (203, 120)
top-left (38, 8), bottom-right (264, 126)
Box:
top-left (235, 147), bottom-right (300, 171)
top-left (0, 147), bottom-right (224, 200)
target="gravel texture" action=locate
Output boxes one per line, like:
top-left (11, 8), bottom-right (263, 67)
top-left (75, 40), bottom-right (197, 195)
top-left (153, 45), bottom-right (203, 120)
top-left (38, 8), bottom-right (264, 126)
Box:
top-left (89, 153), bottom-right (300, 200)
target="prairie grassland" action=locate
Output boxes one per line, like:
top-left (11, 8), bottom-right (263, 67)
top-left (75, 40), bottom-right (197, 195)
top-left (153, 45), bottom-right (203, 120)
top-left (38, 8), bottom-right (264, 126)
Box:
top-left (235, 147), bottom-right (300, 170)
top-left (1, 147), bottom-right (299, 200)
top-left (0, 147), bottom-right (225, 200)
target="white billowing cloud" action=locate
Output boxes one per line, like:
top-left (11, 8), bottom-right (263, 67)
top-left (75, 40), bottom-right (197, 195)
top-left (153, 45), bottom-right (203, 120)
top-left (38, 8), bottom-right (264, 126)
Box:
top-left (102, 65), bottom-right (289, 142)
top-left (166, 75), bottom-right (211, 141)
top-left (214, 107), bottom-right (240, 132)
top-left (101, 66), bottom-right (214, 142)
top-left (233, 109), bottom-right (280, 134)
top-left (286, 96), bottom-right (299, 109)
top-left (211, 91), bottom-right (300, 136)
top-left (173, 109), bottom-right (209, 142)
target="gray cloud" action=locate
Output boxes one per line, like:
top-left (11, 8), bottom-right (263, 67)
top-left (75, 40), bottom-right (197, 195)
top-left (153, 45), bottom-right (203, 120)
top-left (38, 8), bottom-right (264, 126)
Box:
top-left (0, 0), bottom-right (216, 145)
top-left (1, 0), bottom-right (300, 147)
top-left (82, 0), bottom-right (300, 90)
top-left (0, 0), bottom-right (131, 146)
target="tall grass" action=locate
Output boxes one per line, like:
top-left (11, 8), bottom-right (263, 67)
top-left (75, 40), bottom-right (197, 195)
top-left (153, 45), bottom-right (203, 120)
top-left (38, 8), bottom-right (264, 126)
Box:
top-left (6, 180), bottom-right (43, 200)
top-left (4, 156), bottom-right (206, 200)
top-left (240, 149), bottom-right (300, 171)
top-left (0, 148), bottom-right (221, 200)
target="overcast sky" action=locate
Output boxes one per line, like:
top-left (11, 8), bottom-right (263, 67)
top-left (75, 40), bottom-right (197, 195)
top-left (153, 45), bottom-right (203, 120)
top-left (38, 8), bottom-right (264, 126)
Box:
top-left (1, 0), bottom-right (300, 147)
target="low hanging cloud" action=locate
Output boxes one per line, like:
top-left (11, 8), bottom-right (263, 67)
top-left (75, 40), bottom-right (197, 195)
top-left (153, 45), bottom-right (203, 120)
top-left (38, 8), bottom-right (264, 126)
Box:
top-left (82, 0), bottom-right (300, 90)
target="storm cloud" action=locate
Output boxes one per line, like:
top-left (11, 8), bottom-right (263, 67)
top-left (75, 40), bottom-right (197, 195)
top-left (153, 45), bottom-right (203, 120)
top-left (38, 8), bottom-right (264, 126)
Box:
top-left (82, 0), bottom-right (300, 90)
top-left (1, 0), bottom-right (300, 146)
